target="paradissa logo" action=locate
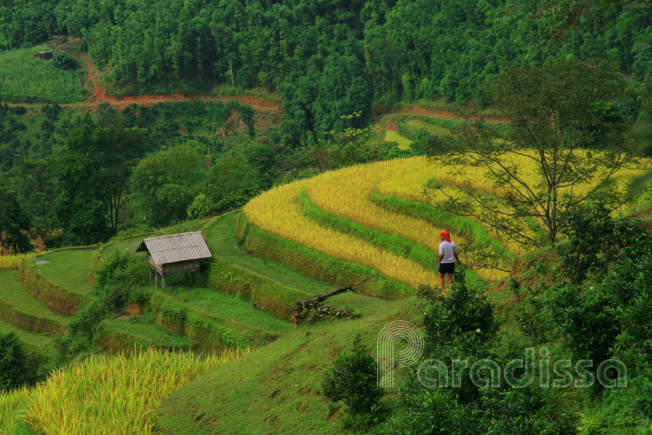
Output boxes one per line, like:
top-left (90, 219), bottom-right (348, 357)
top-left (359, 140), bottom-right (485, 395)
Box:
top-left (377, 321), bottom-right (627, 389)
top-left (417, 347), bottom-right (627, 389)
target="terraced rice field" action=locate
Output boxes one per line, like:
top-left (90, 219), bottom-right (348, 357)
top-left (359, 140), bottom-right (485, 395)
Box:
top-left (244, 155), bottom-right (648, 287)
top-left (244, 159), bottom-right (510, 284)
top-left (22, 348), bottom-right (244, 434)
top-left (244, 180), bottom-right (441, 289)
top-left (204, 213), bottom-right (334, 296)
top-left (35, 249), bottom-right (95, 294)
top-left (406, 119), bottom-right (451, 136)
top-left (205, 211), bottom-right (392, 315)
top-left (0, 318), bottom-right (55, 354)
top-left (384, 130), bottom-right (412, 149)
top-left (0, 271), bottom-right (67, 334)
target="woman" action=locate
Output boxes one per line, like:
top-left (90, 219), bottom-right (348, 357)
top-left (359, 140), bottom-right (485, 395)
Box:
top-left (438, 230), bottom-right (460, 293)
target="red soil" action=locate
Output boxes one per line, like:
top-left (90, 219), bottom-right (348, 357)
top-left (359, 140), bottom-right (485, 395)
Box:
top-left (16, 53), bottom-right (513, 128)
top-left (391, 103), bottom-right (509, 124)
top-left (74, 56), bottom-right (283, 113)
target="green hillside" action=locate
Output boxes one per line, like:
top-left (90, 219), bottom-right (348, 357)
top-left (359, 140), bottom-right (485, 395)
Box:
top-left (0, 271), bottom-right (67, 335)
top-left (0, 0), bottom-right (651, 433)
top-left (0, 44), bottom-right (86, 103)
top-left (156, 297), bottom-right (418, 434)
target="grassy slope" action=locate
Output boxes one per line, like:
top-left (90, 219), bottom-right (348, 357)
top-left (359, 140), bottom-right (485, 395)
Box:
top-left (0, 318), bottom-right (55, 355)
top-left (167, 287), bottom-right (291, 336)
top-left (384, 130), bottom-right (412, 149)
top-left (406, 119), bottom-right (450, 136)
top-left (0, 271), bottom-right (67, 326)
top-left (35, 249), bottom-right (95, 294)
top-left (205, 212), bottom-right (335, 296)
top-left (156, 296), bottom-right (420, 435)
top-left (0, 44), bottom-right (86, 103)
top-left (98, 318), bottom-right (193, 350)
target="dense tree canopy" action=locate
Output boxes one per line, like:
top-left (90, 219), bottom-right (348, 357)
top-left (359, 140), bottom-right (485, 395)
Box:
top-left (52, 114), bottom-right (152, 244)
top-left (0, 174), bottom-right (32, 254)
top-left (2, 0), bottom-right (652, 141)
top-left (130, 143), bottom-right (207, 227)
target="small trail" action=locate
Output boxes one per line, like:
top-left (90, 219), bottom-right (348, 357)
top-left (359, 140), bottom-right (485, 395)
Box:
top-left (379, 103), bottom-right (509, 124)
top-left (80, 57), bottom-right (283, 112)
top-left (6, 56), bottom-right (282, 113)
top-left (8, 54), bottom-right (512, 126)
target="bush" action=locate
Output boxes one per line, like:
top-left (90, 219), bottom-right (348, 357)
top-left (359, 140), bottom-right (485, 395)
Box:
top-left (559, 201), bottom-right (652, 284)
top-left (420, 269), bottom-right (498, 355)
top-left (371, 375), bottom-right (477, 435)
top-left (322, 335), bottom-right (384, 430)
top-left (374, 347), bottom-right (579, 435)
top-left (59, 251), bottom-right (149, 357)
top-left (515, 283), bottom-right (558, 343)
top-left (0, 333), bottom-right (32, 391)
top-left (52, 52), bottom-right (78, 70)
top-left (546, 244), bottom-right (652, 364)
top-left (187, 193), bottom-right (215, 219)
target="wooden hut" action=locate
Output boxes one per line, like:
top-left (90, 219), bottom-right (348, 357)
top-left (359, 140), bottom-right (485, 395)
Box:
top-left (35, 51), bottom-right (54, 60)
top-left (50, 35), bottom-right (68, 45)
top-left (136, 231), bottom-right (212, 288)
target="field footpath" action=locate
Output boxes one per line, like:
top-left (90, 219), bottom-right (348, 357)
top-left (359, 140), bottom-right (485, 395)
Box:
top-left (4, 50), bottom-right (513, 127)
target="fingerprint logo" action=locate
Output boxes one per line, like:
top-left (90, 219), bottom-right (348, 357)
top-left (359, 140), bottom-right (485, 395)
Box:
top-left (377, 321), bottom-right (424, 387)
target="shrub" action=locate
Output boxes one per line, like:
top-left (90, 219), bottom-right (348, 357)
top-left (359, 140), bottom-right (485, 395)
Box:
top-left (420, 269), bottom-right (498, 355)
top-left (371, 375), bottom-right (477, 435)
top-left (559, 200), bottom-right (652, 284)
top-left (546, 246), bottom-right (652, 364)
top-left (187, 193), bottom-right (215, 219)
top-left (322, 335), bottom-right (384, 430)
top-left (0, 333), bottom-right (31, 391)
top-left (515, 284), bottom-right (558, 343)
top-left (59, 251), bottom-right (149, 357)
top-left (52, 52), bottom-right (78, 70)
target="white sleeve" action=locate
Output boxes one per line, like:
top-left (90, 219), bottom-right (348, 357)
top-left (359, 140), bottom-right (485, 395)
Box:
top-left (439, 243), bottom-right (443, 255)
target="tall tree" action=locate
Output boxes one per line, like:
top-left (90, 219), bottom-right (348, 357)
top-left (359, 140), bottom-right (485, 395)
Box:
top-left (0, 175), bottom-right (33, 254)
top-left (431, 58), bottom-right (633, 248)
top-left (130, 143), bottom-right (207, 227)
top-left (52, 114), bottom-right (152, 244)
top-left (14, 157), bottom-right (57, 238)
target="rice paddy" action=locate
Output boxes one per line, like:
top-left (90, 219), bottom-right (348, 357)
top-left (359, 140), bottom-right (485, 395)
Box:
top-left (244, 154), bottom-right (649, 286)
top-left (0, 347), bottom-right (246, 434)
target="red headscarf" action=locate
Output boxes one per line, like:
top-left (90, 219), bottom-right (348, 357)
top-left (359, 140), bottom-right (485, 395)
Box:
top-left (439, 230), bottom-right (451, 242)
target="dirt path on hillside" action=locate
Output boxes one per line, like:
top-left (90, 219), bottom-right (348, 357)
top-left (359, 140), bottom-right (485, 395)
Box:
top-left (383, 103), bottom-right (509, 124)
top-left (9, 54), bottom-right (513, 126)
top-left (82, 58), bottom-right (282, 112)
top-left (6, 56), bottom-right (282, 113)
top-left (79, 57), bottom-right (283, 112)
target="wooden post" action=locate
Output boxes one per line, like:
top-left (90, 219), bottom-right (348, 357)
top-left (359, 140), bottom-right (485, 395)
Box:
top-left (149, 267), bottom-right (153, 283)
top-left (155, 272), bottom-right (158, 287)
top-left (162, 274), bottom-right (167, 289)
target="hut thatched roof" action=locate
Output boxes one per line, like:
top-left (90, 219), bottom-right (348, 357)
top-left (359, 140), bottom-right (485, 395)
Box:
top-left (136, 231), bottom-right (212, 265)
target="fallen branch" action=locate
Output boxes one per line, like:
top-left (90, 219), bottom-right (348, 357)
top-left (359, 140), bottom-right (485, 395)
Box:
top-left (292, 274), bottom-right (379, 325)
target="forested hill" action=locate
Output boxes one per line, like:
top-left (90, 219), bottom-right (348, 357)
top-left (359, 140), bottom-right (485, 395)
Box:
top-left (2, 0), bottom-right (652, 138)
